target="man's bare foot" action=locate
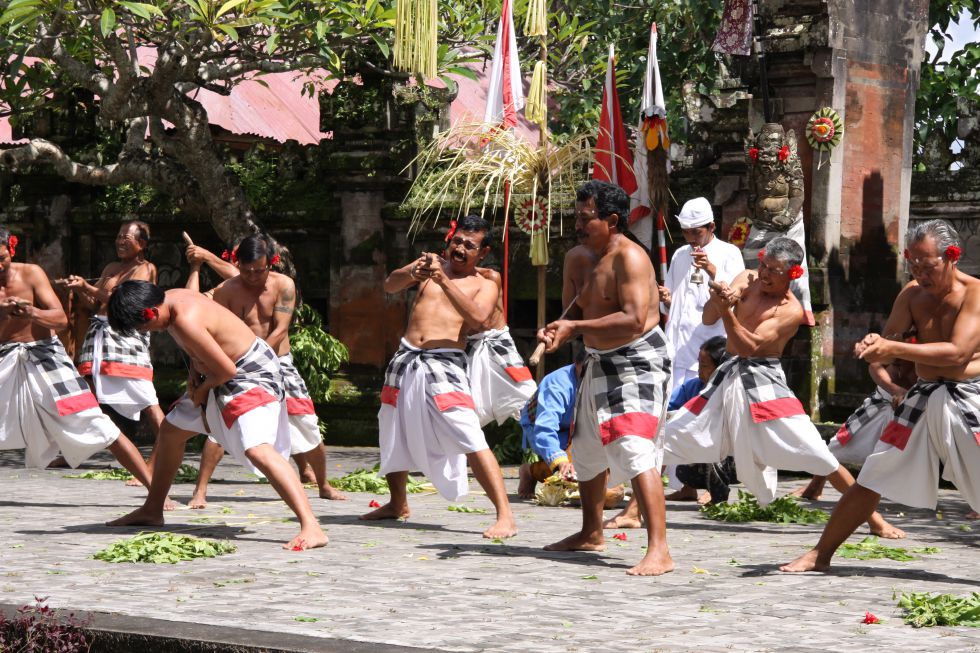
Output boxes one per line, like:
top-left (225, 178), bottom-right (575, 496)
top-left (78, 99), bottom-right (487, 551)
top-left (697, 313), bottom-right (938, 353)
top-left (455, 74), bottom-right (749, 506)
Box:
top-left (106, 507), bottom-right (164, 527)
top-left (789, 479), bottom-right (824, 501)
top-left (284, 527), bottom-right (328, 551)
top-left (967, 511), bottom-right (979, 519)
top-left (779, 549), bottom-right (829, 573)
top-left (697, 491), bottom-right (712, 506)
top-left (483, 516), bottom-right (518, 539)
top-left (664, 486), bottom-right (698, 501)
top-left (188, 494), bottom-right (207, 509)
top-left (359, 502), bottom-right (410, 521)
top-left (517, 464), bottom-right (536, 500)
top-left (869, 519), bottom-right (906, 539)
top-left (626, 549), bottom-right (674, 576)
top-left (300, 467), bottom-right (317, 486)
top-left (319, 486), bottom-right (347, 501)
top-left (163, 497), bottom-right (181, 512)
top-left (603, 512), bottom-right (642, 529)
top-left (543, 530), bottom-right (605, 552)
top-left (124, 477), bottom-right (144, 487)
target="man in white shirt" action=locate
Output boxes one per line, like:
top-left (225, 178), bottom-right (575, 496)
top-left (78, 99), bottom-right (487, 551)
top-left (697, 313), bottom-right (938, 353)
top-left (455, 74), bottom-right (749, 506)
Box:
top-left (659, 198), bottom-right (745, 392)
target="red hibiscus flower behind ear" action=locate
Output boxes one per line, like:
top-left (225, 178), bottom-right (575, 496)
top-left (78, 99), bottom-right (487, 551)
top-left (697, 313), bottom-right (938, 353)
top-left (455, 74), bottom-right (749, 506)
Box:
top-left (903, 249), bottom-right (910, 260)
top-left (788, 265), bottom-right (805, 280)
top-left (270, 254), bottom-right (281, 266)
top-left (141, 307), bottom-right (158, 321)
top-left (444, 220), bottom-right (458, 243)
top-left (221, 249), bottom-right (230, 261)
top-left (748, 148), bottom-right (759, 161)
top-left (778, 145), bottom-right (790, 161)
top-left (945, 245), bottom-right (961, 262)
top-left (757, 249), bottom-right (766, 261)
top-left (7, 235), bottom-right (17, 258)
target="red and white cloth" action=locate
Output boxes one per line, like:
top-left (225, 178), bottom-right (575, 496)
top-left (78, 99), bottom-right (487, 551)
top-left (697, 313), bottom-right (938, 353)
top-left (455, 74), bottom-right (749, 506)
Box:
top-left (483, 0), bottom-right (524, 131)
top-left (77, 315), bottom-right (158, 419)
top-left (466, 327), bottom-right (536, 426)
top-left (379, 339), bottom-right (488, 501)
top-left (857, 378), bottom-right (980, 512)
top-left (279, 352), bottom-right (322, 456)
top-left (829, 386), bottom-right (895, 466)
top-left (663, 356), bottom-right (839, 504)
top-left (166, 338), bottom-right (290, 472)
top-left (0, 337), bottom-right (119, 468)
top-left (593, 44), bottom-right (637, 197)
top-left (570, 327), bottom-right (671, 486)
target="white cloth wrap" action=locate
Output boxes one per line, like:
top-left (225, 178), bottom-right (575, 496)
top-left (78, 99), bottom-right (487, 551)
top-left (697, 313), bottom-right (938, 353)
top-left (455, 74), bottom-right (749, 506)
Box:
top-left (379, 340), bottom-right (488, 502)
top-left (0, 338), bottom-right (118, 468)
top-left (466, 327), bottom-right (536, 426)
top-left (662, 371), bottom-right (839, 505)
top-left (857, 384), bottom-right (980, 512)
top-left (83, 316), bottom-right (158, 420)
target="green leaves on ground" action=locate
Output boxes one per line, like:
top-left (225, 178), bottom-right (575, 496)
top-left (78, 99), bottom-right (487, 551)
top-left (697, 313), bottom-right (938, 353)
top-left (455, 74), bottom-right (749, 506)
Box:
top-left (898, 592), bottom-right (980, 628)
top-left (447, 504), bottom-right (487, 514)
top-left (327, 464), bottom-right (430, 495)
top-left (93, 532), bottom-right (236, 564)
top-left (838, 536), bottom-right (940, 562)
top-left (700, 490), bottom-right (829, 525)
top-left (66, 464), bottom-right (199, 483)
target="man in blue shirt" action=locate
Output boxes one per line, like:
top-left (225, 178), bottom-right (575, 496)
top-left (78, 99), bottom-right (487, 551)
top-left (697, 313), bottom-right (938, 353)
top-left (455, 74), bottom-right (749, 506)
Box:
top-left (517, 350), bottom-right (585, 499)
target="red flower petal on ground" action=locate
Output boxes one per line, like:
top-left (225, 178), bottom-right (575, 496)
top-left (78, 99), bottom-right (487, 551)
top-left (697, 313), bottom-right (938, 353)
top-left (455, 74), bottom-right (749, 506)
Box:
top-left (291, 538), bottom-right (306, 552)
top-left (788, 265), bottom-right (805, 280)
top-left (862, 611), bottom-right (880, 624)
top-left (778, 145), bottom-right (790, 161)
top-left (945, 245), bottom-right (961, 262)
top-left (612, 532), bottom-right (627, 541)
top-left (748, 147), bottom-right (759, 161)
top-left (369, 500), bottom-right (381, 508)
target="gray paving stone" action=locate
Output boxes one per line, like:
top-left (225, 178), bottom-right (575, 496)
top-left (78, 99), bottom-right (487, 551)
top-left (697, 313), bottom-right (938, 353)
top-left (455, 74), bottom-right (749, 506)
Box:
top-left (0, 446), bottom-right (977, 652)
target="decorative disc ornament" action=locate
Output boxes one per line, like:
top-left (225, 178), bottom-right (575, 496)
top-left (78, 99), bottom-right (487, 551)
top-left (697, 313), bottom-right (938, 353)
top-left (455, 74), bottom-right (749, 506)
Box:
top-left (807, 107), bottom-right (842, 169)
top-left (515, 196), bottom-right (549, 236)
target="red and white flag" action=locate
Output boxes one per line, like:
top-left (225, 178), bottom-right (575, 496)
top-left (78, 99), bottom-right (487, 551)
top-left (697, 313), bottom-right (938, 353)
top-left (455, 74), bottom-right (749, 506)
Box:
top-left (628, 23), bottom-right (669, 225)
top-left (483, 0), bottom-right (524, 130)
top-left (593, 44), bottom-right (637, 196)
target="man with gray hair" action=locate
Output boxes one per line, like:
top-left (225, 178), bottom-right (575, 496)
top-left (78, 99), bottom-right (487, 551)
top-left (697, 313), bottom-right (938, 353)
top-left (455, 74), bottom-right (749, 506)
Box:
top-left (662, 236), bottom-right (902, 539)
top-left (784, 219), bottom-right (980, 572)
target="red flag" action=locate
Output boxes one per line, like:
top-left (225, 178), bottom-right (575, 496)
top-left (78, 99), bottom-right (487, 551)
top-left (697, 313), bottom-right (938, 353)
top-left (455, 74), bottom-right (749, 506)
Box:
top-left (483, 0), bottom-right (524, 131)
top-left (593, 44), bottom-right (637, 196)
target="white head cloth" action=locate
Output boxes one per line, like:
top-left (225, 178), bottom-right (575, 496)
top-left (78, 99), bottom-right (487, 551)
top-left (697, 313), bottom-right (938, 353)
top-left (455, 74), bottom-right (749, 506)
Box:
top-left (677, 197), bottom-right (714, 229)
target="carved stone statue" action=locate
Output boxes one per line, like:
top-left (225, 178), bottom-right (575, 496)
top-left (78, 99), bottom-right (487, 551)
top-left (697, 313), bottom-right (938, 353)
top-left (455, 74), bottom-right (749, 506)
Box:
top-left (745, 123), bottom-right (805, 231)
top-left (740, 122), bottom-right (815, 325)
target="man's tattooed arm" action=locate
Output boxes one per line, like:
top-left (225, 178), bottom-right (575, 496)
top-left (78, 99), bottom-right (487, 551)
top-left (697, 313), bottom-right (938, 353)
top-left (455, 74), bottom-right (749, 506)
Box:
top-left (275, 287), bottom-right (295, 314)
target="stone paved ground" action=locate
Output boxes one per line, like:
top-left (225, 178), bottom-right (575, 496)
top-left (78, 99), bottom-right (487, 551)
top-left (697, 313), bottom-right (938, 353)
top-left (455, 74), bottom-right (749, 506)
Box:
top-left (1, 446), bottom-right (977, 652)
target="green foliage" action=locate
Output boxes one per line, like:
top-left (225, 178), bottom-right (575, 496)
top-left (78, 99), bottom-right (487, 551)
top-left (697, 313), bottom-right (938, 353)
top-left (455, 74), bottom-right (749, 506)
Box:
top-left (327, 463), bottom-right (430, 495)
top-left (700, 490), bottom-right (829, 525)
top-left (226, 145), bottom-right (293, 216)
top-left (67, 464), bottom-right (199, 483)
top-left (490, 420), bottom-right (537, 465)
top-left (93, 532), bottom-right (236, 563)
top-left (916, 3), bottom-right (980, 167)
top-left (290, 304), bottom-right (349, 403)
top-left (447, 504), bottom-right (487, 513)
top-left (898, 592), bottom-right (980, 628)
top-left (837, 536), bottom-right (940, 562)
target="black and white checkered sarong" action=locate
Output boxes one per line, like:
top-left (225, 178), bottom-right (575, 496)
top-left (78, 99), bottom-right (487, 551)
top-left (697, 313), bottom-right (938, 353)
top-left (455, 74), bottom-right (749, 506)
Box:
top-left (576, 327), bottom-right (671, 444)
top-left (381, 342), bottom-right (471, 409)
top-left (209, 339), bottom-right (284, 427)
top-left (880, 377), bottom-right (980, 450)
top-left (836, 388), bottom-right (890, 446)
top-left (0, 337), bottom-right (96, 412)
top-left (76, 316), bottom-right (153, 378)
top-left (682, 356), bottom-right (805, 423)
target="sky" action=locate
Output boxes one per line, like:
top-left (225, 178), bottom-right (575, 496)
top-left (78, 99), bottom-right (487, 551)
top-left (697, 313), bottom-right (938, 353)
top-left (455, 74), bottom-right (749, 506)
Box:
top-left (925, 9), bottom-right (980, 62)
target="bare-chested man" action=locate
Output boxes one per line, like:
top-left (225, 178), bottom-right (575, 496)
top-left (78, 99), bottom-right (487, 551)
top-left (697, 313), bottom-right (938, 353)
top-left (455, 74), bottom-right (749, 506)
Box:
top-left (537, 180), bottom-right (673, 576)
top-left (60, 221), bottom-right (165, 469)
top-left (662, 236), bottom-right (902, 540)
top-left (0, 226), bottom-right (152, 485)
top-left (185, 235), bottom-right (345, 507)
top-left (783, 219), bottom-right (980, 572)
top-left (105, 281), bottom-right (326, 550)
top-left (361, 214), bottom-right (517, 539)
